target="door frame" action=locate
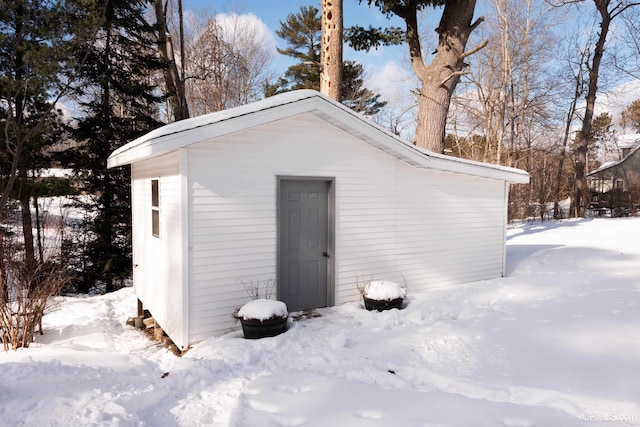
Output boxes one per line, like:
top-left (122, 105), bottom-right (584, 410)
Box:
top-left (276, 176), bottom-right (335, 309)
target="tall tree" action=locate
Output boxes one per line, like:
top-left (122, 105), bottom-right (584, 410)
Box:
top-left (320, 0), bottom-right (343, 101)
top-left (464, 0), bottom-right (558, 166)
top-left (152, 0), bottom-right (190, 121)
top-left (341, 62), bottom-right (387, 115)
top-left (348, 0), bottom-right (486, 152)
top-left (618, 7), bottom-right (640, 79)
top-left (272, 6), bottom-right (324, 92)
top-left (572, 112), bottom-right (616, 172)
top-left (561, 0), bottom-right (640, 217)
top-left (184, 13), bottom-right (274, 115)
top-left (69, 0), bottom-right (164, 292)
top-left (0, 0), bottom-right (100, 271)
top-left (553, 41), bottom-right (589, 219)
top-left (272, 5), bottom-right (386, 116)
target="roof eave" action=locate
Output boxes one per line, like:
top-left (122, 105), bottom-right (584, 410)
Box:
top-left (310, 97), bottom-right (530, 184)
top-left (107, 90), bottom-right (530, 184)
top-left (107, 96), bottom-right (322, 168)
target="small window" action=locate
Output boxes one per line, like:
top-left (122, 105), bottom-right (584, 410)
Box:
top-left (151, 179), bottom-right (160, 238)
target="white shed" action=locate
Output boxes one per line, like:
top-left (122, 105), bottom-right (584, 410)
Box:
top-left (107, 90), bottom-right (529, 351)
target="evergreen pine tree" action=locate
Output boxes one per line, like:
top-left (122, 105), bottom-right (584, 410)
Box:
top-left (69, 0), bottom-right (165, 293)
top-left (270, 5), bottom-right (386, 116)
top-left (272, 6), bottom-right (322, 92)
top-left (340, 62), bottom-right (386, 116)
top-left (0, 0), bottom-right (88, 272)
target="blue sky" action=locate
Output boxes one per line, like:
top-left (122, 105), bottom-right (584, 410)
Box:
top-left (179, 1), bottom-right (640, 127)
top-left (182, 0), bottom-right (411, 75)
top-left (181, 0), bottom-right (419, 105)
top-left (184, 0), bottom-right (404, 41)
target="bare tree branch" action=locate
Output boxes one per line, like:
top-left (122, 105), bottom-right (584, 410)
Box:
top-left (461, 40), bottom-right (489, 59)
top-left (440, 70), bottom-right (472, 87)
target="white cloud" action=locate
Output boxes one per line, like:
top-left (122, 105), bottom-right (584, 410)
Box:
top-left (364, 61), bottom-right (418, 141)
top-left (214, 13), bottom-right (277, 55)
top-left (366, 61), bottom-right (416, 104)
top-left (593, 78), bottom-right (640, 126)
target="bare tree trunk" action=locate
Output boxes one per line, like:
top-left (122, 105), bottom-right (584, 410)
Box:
top-left (178, 0), bottom-right (185, 86)
top-left (401, 0), bottom-right (485, 152)
top-left (574, 1), bottom-right (640, 217)
top-left (574, 7), bottom-right (609, 218)
top-left (495, 0), bottom-right (510, 165)
top-left (13, 9), bottom-right (36, 275)
top-left (415, 85), bottom-right (451, 152)
top-left (34, 187), bottom-right (44, 263)
top-left (0, 234), bottom-right (7, 303)
top-left (553, 50), bottom-right (585, 219)
top-left (320, 0), bottom-right (342, 102)
top-left (18, 169), bottom-right (35, 275)
top-left (153, 0), bottom-right (189, 121)
top-left (513, 0), bottom-right (532, 170)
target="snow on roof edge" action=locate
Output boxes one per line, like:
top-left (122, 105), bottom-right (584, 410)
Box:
top-left (109, 90), bottom-right (321, 160)
top-left (108, 90), bottom-right (528, 183)
top-left (618, 133), bottom-right (640, 148)
top-left (314, 93), bottom-right (529, 182)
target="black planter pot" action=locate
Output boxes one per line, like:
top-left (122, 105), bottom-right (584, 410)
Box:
top-left (363, 296), bottom-right (404, 312)
top-left (240, 316), bottom-right (288, 339)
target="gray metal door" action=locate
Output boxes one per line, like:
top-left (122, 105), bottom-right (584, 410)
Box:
top-left (278, 179), bottom-right (330, 312)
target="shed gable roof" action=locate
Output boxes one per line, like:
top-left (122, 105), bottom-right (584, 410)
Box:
top-left (107, 90), bottom-right (529, 183)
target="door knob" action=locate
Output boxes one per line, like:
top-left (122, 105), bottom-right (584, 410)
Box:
top-left (322, 252), bottom-right (330, 258)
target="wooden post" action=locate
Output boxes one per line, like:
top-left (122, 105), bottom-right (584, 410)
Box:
top-left (154, 320), bottom-right (164, 341)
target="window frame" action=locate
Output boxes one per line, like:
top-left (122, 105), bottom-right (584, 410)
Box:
top-left (151, 179), bottom-right (160, 238)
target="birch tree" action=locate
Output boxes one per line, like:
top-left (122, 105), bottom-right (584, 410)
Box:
top-left (464, 0), bottom-right (558, 166)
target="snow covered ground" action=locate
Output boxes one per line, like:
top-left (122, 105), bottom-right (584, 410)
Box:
top-left (1, 218), bottom-right (639, 426)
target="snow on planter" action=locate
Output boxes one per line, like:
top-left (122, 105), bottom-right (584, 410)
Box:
top-left (237, 299), bottom-right (288, 321)
top-left (364, 281), bottom-right (406, 301)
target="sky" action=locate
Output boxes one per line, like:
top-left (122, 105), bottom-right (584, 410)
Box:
top-left (182, 0), bottom-right (417, 101)
top-left (179, 0), bottom-right (640, 131)
top-left (183, 0), bottom-right (407, 62)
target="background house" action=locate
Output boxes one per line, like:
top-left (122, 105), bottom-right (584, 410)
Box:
top-left (107, 90), bottom-right (529, 351)
top-left (588, 134), bottom-right (640, 215)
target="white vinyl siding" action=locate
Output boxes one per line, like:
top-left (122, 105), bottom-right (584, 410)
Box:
top-left (186, 113), bottom-right (508, 341)
top-left (110, 92), bottom-right (527, 350)
top-left (131, 151), bottom-right (188, 349)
